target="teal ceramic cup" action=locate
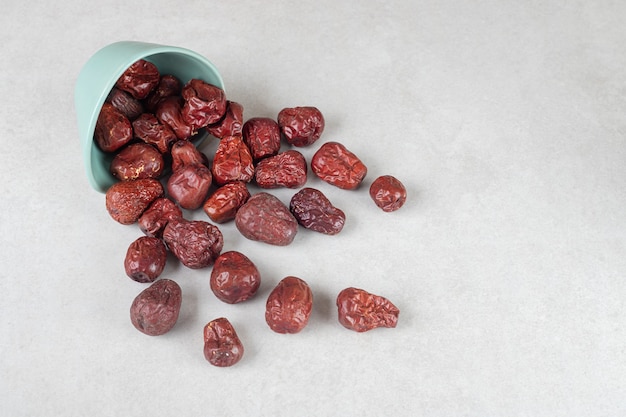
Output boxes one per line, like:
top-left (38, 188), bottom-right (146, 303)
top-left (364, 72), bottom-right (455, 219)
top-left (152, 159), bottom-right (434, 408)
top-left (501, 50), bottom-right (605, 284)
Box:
top-left (75, 41), bottom-right (224, 193)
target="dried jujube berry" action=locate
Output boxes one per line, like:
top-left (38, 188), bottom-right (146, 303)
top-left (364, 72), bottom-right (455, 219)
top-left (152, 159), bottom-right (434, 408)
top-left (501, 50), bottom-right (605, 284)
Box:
top-left (254, 150), bottom-right (307, 189)
top-left (369, 175), bottom-right (407, 212)
top-left (211, 135), bottom-right (255, 185)
top-left (143, 74), bottom-right (182, 113)
top-left (181, 79), bottom-right (227, 130)
top-left (336, 287), bottom-right (399, 332)
top-left (170, 140), bottom-right (207, 172)
top-left (105, 178), bottom-right (164, 225)
top-left (163, 218), bottom-right (223, 269)
top-left (132, 113), bottom-right (177, 154)
top-left (277, 106), bottom-right (325, 147)
top-left (116, 59), bottom-right (160, 100)
top-left (110, 142), bottom-right (164, 181)
top-left (156, 96), bottom-right (194, 140)
top-left (265, 276), bottom-right (313, 334)
top-left (289, 187), bottom-right (345, 235)
top-left (311, 141), bottom-right (367, 190)
top-left (124, 236), bottom-right (167, 283)
top-left (106, 87), bottom-right (144, 120)
top-left (210, 251), bottom-right (261, 304)
top-left (167, 164), bottom-right (213, 210)
top-left (235, 192), bottom-right (298, 246)
top-left (242, 117), bottom-right (281, 160)
top-left (202, 181), bottom-right (250, 224)
top-left (130, 279), bottom-right (182, 336)
top-left (206, 101), bottom-right (244, 139)
top-left (138, 197), bottom-right (183, 238)
top-left (94, 103), bottom-right (133, 153)
top-left (203, 318), bottom-right (244, 367)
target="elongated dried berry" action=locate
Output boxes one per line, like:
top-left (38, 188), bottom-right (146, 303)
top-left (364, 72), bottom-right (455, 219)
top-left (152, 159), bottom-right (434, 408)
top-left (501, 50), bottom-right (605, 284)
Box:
top-left (181, 79), bottom-right (227, 130)
top-left (110, 142), bottom-right (164, 181)
top-left (206, 101), bottom-right (244, 139)
top-left (265, 276), bottom-right (313, 334)
top-left (203, 318), bottom-right (244, 367)
top-left (278, 106), bottom-right (325, 147)
top-left (210, 251), bottom-right (261, 304)
top-left (369, 175), bottom-right (407, 212)
top-left (289, 187), bottom-right (345, 235)
top-left (130, 279), bottom-right (182, 336)
top-left (124, 236), bottom-right (167, 283)
top-left (336, 287), bottom-right (399, 332)
top-left (242, 117), bottom-right (281, 160)
top-left (163, 218), bottom-right (223, 269)
top-left (203, 181), bottom-right (250, 224)
top-left (235, 192), bottom-right (298, 246)
top-left (212, 136), bottom-right (255, 185)
top-left (254, 150), bottom-right (307, 189)
top-left (311, 141), bottom-right (367, 190)
top-left (116, 59), bottom-right (160, 100)
top-left (94, 103), bottom-right (133, 153)
top-left (105, 178), bottom-right (164, 225)
top-left (138, 197), bottom-right (183, 238)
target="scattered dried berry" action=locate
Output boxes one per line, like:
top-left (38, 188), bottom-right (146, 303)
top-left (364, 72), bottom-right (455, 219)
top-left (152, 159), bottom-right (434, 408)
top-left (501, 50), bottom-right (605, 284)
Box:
top-left (289, 187), bottom-right (345, 235)
top-left (105, 178), bottom-right (164, 225)
top-left (210, 251), bottom-right (261, 304)
top-left (207, 101), bottom-right (244, 139)
top-left (369, 175), bottom-right (407, 212)
top-left (203, 318), bottom-right (244, 367)
top-left (167, 164), bottom-right (213, 210)
top-left (163, 218), bottom-right (223, 269)
top-left (211, 135), bottom-right (255, 185)
top-left (336, 287), bottom-right (399, 332)
top-left (203, 181), bottom-right (250, 224)
top-left (138, 197), bottom-right (183, 238)
top-left (242, 117), bottom-right (281, 160)
top-left (130, 279), bottom-right (182, 336)
top-left (265, 276), bottom-right (313, 334)
top-left (235, 192), bottom-right (298, 246)
top-left (311, 141), bottom-right (367, 190)
top-left (278, 106), bottom-right (325, 147)
top-left (124, 236), bottom-right (167, 283)
top-left (254, 150), bottom-right (307, 189)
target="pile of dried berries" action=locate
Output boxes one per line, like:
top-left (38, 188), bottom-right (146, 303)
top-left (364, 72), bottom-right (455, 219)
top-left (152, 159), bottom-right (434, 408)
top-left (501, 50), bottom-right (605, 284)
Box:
top-left (98, 59), bottom-right (407, 367)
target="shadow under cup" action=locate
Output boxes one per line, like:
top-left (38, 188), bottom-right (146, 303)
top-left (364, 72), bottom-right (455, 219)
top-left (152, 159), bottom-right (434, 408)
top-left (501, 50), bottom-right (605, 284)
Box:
top-left (75, 41), bottom-right (224, 193)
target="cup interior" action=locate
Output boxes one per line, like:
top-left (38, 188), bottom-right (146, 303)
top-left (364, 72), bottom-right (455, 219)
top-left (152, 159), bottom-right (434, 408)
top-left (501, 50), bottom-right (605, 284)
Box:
top-left (75, 41), bottom-right (224, 193)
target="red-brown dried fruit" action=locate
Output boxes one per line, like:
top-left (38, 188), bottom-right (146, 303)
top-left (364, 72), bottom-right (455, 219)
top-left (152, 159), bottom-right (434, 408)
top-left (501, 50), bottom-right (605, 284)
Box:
top-left (105, 178), bottom-right (164, 225)
top-left (211, 136), bottom-right (255, 185)
top-left (163, 218), bottom-right (223, 269)
top-left (206, 101), bottom-right (244, 139)
top-left (138, 197), bottom-right (183, 238)
top-left (277, 106), bottom-right (325, 147)
top-left (124, 236), bottom-right (167, 283)
top-left (210, 251), bottom-right (261, 304)
top-left (369, 175), bottom-right (407, 212)
top-left (167, 164), bottom-right (213, 210)
top-left (203, 318), bottom-right (244, 367)
top-left (130, 279), bottom-right (182, 336)
top-left (143, 74), bottom-right (182, 113)
top-left (254, 150), bottom-right (307, 189)
top-left (235, 192), bottom-right (298, 246)
top-left (289, 187), bottom-right (345, 235)
top-left (311, 141), bottom-right (367, 190)
top-left (202, 181), bottom-right (250, 224)
top-left (94, 103), bottom-right (133, 153)
top-left (242, 117), bottom-right (281, 160)
top-left (265, 276), bottom-right (313, 334)
top-left (336, 287), bottom-right (399, 332)
top-left (181, 79), bottom-right (227, 130)
top-left (110, 142), bottom-right (164, 181)
top-left (106, 87), bottom-right (144, 120)
top-left (116, 59), bottom-right (160, 100)
top-left (132, 113), bottom-right (177, 154)
top-left (170, 140), bottom-right (206, 172)
top-left (156, 96), bottom-right (194, 140)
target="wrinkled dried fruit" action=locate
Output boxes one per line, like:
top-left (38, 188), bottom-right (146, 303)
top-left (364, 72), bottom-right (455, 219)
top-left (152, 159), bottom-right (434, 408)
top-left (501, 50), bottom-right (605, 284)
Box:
top-left (336, 287), bottom-right (399, 332)
top-left (203, 318), bottom-right (244, 367)
top-left (143, 74), bottom-right (182, 112)
top-left (242, 117), bottom-right (281, 160)
top-left (124, 236), bottom-right (167, 283)
top-left (265, 276), bottom-right (313, 334)
top-left (130, 279), bottom-right (182, 336)
top-left (110, 142), bottom-right (164, 181)
top-left (156, 96), bottom-right (194, 140)
top-left (167, 164), bottom-right (212, 210)
top-left (210, 251), bottom-right (261, 304)
top-left (235, 192), bottom-right (298, 246)
top-left (203, 181), bottom-right (250, 224)
top-left (106, 87), bottom-right (144, 120)
top-left (132, 113), bottom-right (177, 154)
top-left (181, 79), bottom-right (227, 130)
top-left (211, 136), bottom-right (255, 185)
top-left (170, 140), bottom-right (207, 172)
top-left (105, 178), bottom-right (164, 225)
top-left (369, 175), bottom-right (407, 212)
top-left (278, 106), bottom-right (325, 147)
top-left (289, 187), bottom-right (345, 235)
top-left (138, 197), bottom-right (183, 238)
top-left (254, 150), bottom-right (307, 189)
top-left (206, 101), bottom-right (244, 139)
top-left (311, 141), bottom-right (367, 190)
top-left (163, 218), bottom-right (223, 269)
top-left (116, 59), bottom-right (160, 100)
top-left (94, 103), bottom-right (133, 153)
